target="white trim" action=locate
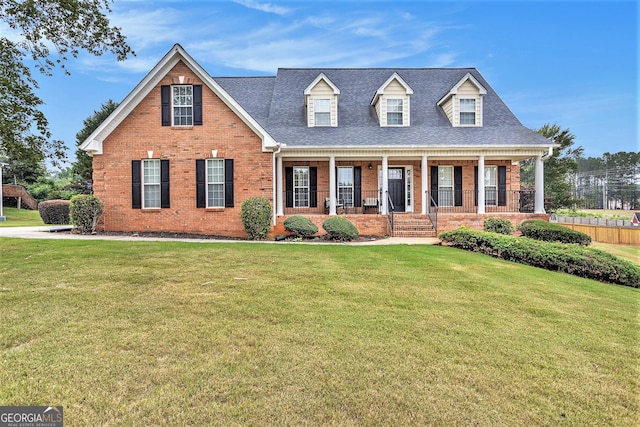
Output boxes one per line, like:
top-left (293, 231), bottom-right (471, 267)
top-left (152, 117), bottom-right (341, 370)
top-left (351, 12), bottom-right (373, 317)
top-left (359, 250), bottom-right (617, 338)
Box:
top-left (437, 72), bottom-right (487, 106)
top-left (142, 159), bottom-right (161, 209)
top-left (80, 44), bottom-right (278, 156)
top-left (205, 158), bottom-right (225, 208)
top-left (371, 72), bottom-right (414, 105)
top-left (304, 73), bottom-right (340, 97)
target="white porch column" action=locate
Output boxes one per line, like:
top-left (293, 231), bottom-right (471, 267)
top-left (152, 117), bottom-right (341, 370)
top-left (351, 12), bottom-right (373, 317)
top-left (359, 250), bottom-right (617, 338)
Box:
top-left (276, 155), bottom-right (283, 216)
top-left (329, 156), bottom-right (337, 215)
top-left (381, 156), bottom-right (389, 215)
top-left (0, 163), bottom-right (5, 221)
top-left (421, 155), bottom-right (428, 215)
top-left (535, 155), bottom-right (545, 213)
top-left (477, 155), bottom-right (485, 214)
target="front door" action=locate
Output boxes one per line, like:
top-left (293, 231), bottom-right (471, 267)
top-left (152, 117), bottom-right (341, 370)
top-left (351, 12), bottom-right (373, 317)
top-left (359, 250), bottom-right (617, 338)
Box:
top-left (388, 167), bottom-right (405, 212)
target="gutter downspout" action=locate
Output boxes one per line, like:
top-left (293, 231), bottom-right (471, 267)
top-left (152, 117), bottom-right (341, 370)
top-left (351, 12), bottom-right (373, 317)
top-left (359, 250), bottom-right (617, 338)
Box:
top-left (534, 146), bottom-right (554, 214)
top-left (272, 144), bottom-right (282, 226)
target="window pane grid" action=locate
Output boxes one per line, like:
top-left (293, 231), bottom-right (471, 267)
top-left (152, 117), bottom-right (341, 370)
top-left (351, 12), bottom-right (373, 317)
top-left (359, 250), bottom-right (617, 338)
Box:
top-left (338, 167), bottom-right (354, 207)
top-left (142, 159), bottom-right (161, 208)
top-left (173, 85), bottom-right (193, 126)
top-left (294, 167), bottom-right (309, 208)
top-left (438, 166), bottom-right (454, 207)
top-left (387, 99), bottom-right (403, 125)
top-left (459, 99), bottom-right (476, 125)
top-left (206, 159), bottom-right (225, 208)
top-left (314, 99), bottom-right (331, 126)
top-left (484, 166), bottom-right (497, 206)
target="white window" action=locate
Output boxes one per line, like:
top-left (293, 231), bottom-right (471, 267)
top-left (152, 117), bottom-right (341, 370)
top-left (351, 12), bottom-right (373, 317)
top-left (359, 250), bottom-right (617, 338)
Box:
top-left (438, 166), bottom-right (454, 207)
top-left (459, 99), bottom-right (476, 125)
top-left (387, 98), bottom-right (403, 125)
top-left (206, 159), bottom-right (225, 208)
top-left (337, 167), bottom-right (354, 207)
top-left (294, 167), bottom-right (309, 208)
top-left (173, 85), bottom-right (193, 126)
top-left (484, 166), bottom-right (497, 206)
top-left (314, 99), bottom-right (331, 126)
top-left (142, 159), bottom-right (161, 209)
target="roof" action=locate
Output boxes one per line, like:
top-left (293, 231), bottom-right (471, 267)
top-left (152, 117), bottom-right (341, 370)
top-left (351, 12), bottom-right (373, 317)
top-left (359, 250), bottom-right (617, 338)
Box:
top-left (216, 67), bottom-right (552, 149)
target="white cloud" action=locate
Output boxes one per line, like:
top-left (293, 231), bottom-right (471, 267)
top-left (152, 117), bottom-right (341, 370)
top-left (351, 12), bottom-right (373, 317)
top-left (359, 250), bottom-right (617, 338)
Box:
top-left (232, 0), bottom-right (291, 15)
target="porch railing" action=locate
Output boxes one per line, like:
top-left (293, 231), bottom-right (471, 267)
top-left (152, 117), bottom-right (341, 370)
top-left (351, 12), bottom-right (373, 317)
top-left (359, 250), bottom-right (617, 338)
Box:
top-left (427, 192), bottom-right (438, 234)
top-left (386, 191), bottom-right (395, 235)
top-left (283, 189), bottom-right (381, 215)
top-left (426, 190), bottom-right (535, 213)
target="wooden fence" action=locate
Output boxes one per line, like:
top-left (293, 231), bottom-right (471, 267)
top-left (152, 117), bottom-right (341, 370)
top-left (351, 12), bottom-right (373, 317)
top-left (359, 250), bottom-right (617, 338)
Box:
top-left (556, 223), bottom-right (639, 246)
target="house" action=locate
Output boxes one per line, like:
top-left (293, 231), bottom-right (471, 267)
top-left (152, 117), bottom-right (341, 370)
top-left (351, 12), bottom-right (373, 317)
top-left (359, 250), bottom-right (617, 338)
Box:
top-left (632, 212), bottom-right (640, 227)
top-left (80, 44), bottom-right (554, 238)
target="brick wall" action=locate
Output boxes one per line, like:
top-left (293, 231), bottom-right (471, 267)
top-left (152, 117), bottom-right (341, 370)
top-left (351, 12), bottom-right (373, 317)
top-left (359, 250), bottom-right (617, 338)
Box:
top-left (92, 61), bottom-right (273, 238)
top-left (273, 214), bottom-right (390, 237)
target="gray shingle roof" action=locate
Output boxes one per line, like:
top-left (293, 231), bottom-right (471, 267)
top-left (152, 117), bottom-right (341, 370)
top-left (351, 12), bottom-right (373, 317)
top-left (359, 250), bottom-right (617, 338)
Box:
top-left (215, 68), bottom-right (550, 148)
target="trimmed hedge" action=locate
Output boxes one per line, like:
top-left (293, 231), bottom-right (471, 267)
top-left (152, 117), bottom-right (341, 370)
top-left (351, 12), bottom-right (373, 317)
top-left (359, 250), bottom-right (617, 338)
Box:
top-left (518, 220), bottom-right (591, 245)
top-left (38, 200), bottom-right (70, 225)
top-left (284, 215), bottom-right (318, 238)
top-left (70, 194), bottom-right (103, 234)
top-left (240, 197), bottom-right (272, 240)
top-left (322, 216), bottom-right (359, 241)
top-left (483, 217), bottom-right (514, 235)
top-left (439, 227), bottom-right (639, 287)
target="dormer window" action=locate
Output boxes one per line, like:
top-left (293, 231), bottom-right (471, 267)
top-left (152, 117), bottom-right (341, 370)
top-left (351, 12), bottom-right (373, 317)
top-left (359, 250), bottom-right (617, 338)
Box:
top-left (304, 73), bottom-right (340, 127)
top-left (371, 72), bottom-right (413, 127)
top-left (459, 98), bottom-right (476, 125)
top-left (437, 72), bottom-right (486, 127)
top-left (386, 99), bottom-right (403, 125)
top-left (314, 98), bottom-right (331, 126)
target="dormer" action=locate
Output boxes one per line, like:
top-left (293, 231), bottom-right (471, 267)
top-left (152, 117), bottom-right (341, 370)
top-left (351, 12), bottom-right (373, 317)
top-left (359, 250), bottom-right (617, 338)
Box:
top-left (438, 72), bottom-right (487, 127)
top-left (371, 72), bottom-right (413, 127)
top-left (304, 73), bottom-right (340, 127)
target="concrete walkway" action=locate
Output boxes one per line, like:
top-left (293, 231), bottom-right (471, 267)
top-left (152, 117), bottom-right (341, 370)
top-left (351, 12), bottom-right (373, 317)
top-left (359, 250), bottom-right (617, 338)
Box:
top-left (0, 226), bottom-right (440, 245)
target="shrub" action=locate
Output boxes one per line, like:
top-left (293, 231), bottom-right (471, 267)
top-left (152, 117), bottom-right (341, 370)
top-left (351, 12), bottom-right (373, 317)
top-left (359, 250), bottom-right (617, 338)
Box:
top-left (483, 217), bottom-right (514, 235)
top-left (518, 220), bottom-right (591, 245)
top-left (240, 197), bottom-right (272, 240)
top-left (38, 200), bottom-right (70, 224)
top-left (322, 216), bottom-right (359, 241)
top-left (70, 194), bottom-right (104, 234)
top-left (439, 227), bottom-right (639, 287)
top-left (284, 215), bottom-right (318, 238)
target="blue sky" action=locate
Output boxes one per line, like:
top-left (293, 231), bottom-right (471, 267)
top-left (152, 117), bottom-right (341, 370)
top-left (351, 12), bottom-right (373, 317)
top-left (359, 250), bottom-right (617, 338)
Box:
top-left (30, 0), bottom-right (638, 163)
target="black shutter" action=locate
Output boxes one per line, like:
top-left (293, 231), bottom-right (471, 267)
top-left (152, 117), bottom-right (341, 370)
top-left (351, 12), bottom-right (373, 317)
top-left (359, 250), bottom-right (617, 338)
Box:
top-left (430, 166), bottom-right (438, 205)
top-left (161, 85), bottom-right (171, 126)
top-left (474, 166), bottom-right (478, 206)
top-left (193, 85), bottom-right (203, 126)
top-left (498, 166), bottom-right (507, 206)
top-left (310, 167), bottom-right (317, 208)
top-left (196, 159), bottom-right (206, 208)
top-left (160, 160), bottom-right (170, 208)
top-left (354, 166), bottom-right (362, 207)
top-left (285, 167), bottom-right (293, 208)
top-left (224, 159), bottom-right (234, 208)
top-left (132, 160), bottom-right (141, 209)
top-left (454, 166), bottom-right (463, 207)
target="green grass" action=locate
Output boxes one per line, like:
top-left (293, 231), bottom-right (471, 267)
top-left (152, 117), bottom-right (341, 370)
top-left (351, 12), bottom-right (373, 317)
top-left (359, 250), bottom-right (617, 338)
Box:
top-left (0, 207), bottom-right (44, 227)
top-left (592, 242), bottom-right (639, 264)
top-left (555, 208), bottom-right (635, 220)
top-left (0, 239), bottom-right (638, 426)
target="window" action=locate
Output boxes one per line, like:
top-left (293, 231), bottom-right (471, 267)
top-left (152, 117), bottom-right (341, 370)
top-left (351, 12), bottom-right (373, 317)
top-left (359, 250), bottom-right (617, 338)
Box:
top-left (142, 159), bottom-right (161, 208)
top-left (206, 159), bottom-right (225, 208)
top-left (459, 99), bottom-right (476, 125)
top-left (294, 167), bottom-right (309, 208)
top-left (387, 98), bottom-right (403, 125)
top-left (438, 166), bottom-right (454, 207)
top-left (173, 85), bottom-right (193, 126)
top-left (484, 166), bottom-right (497, 206)
top-left (314, 99), bottom-right (331, 126)
top-left (337, 167), bottom-right (354, 207)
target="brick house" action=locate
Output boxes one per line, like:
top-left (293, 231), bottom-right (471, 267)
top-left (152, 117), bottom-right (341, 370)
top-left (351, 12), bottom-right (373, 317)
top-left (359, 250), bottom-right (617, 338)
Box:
top-left (81, 44), bottom-right (554, 238)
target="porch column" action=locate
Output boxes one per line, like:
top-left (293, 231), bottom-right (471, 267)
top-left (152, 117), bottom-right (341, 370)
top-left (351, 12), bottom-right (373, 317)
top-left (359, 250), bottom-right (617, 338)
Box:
top-left (421, 155), bottom-right (428, 215)
top-left (381, 156), bottom-right (389, 215)
top-left (535, 155), bottom-right (545, 213)
top-left (477, 155), bottom-right (485, 214)
top-left (276, 155), bottom-right (283, 216)
top-left (329, 155), bottom-right (337, 215)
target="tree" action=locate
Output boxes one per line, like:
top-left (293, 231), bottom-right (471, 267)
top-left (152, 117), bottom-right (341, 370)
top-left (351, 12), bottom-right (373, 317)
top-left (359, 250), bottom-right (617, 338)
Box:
top-left (521, 123), bottom-right (583, 210)
top-left (72, 99), bottom-right (119, 191)
top-left (0, 0), bottom-right (133, 165)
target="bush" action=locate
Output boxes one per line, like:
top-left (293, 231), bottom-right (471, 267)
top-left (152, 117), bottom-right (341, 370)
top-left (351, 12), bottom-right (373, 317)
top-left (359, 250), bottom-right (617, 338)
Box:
top-left (518, 220), bottom-right (591, 245)
top-left (322, 216), bottom-right (359, 241)
top-left (284, 215), bottom-right (318, 238)
top-left (70, 194), bottom-right (104, 234)
top-left (483, 217), bottom-right (514, 235)
top-left (439, 227), bottom-right (639, 287)
top-left (38, 200), bottom-right (70, 224)
top-left (240, 197), bottom-right (272, 240)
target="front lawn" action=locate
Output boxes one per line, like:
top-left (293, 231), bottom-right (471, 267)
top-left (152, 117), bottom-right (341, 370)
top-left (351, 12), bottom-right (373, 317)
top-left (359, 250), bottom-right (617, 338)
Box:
top-left (0, 239), bottom-right (638, 425)
top-left (0, 207), bottom-right (44, 227)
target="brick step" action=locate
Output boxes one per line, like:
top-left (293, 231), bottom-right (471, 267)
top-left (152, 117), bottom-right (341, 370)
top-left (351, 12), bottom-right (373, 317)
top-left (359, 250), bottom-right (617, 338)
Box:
top-left (393, 230), bottom-right (437, 238)
top-left (390, 214), bottom-right (436, 237)
top-left (394, 225), bottom-right (435, 232)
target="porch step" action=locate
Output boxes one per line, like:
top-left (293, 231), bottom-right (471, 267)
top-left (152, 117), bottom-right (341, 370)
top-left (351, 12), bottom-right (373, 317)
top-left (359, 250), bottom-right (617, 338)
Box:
top-left (391, 214), bottom-right (437, 238)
